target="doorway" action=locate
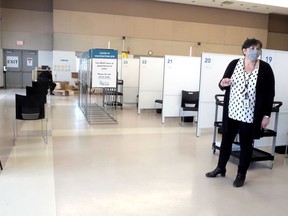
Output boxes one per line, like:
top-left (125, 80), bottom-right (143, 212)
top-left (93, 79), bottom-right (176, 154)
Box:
top-left (3, 49), bottom-right (38, 88)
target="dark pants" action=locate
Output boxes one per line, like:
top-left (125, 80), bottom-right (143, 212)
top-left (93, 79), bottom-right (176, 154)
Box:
top-left (218, 117), bottom-right (254, 175)
top-left (49, 82), bottom-right (56, 93)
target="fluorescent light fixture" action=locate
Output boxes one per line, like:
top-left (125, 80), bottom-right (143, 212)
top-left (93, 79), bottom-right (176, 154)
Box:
top-left (236, 0), bottom-right (288, 8)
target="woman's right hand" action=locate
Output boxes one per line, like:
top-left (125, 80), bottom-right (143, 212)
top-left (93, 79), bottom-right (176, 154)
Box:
top-left (220, 78), bottom-right (232, 87)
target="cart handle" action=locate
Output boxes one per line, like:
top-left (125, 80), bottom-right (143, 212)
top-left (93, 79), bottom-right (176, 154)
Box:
top-left (271, 101), bottom-right (282, 112)
top-left (215, 94), bottom-right (225, 106)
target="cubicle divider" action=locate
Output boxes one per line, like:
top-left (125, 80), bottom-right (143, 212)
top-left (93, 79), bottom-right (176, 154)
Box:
top-left (138, 57), bottom-right (164, 114)
top-left (197, 53), bottom-right (241, 136)
top-left (161, 55), bottom-right (201, 124)
top-left (121, 58), bottom-right (140, 104)
top-left (260, 49), bottom-right (288, 146)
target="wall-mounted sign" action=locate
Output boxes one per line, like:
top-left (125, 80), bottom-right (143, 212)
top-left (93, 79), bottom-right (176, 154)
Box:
top-left (6, 56), bottom-right (19, 68)
top-left (16, 40), bottom-right (24, 45)
top-left (27, 57), bottom-right (33, 66)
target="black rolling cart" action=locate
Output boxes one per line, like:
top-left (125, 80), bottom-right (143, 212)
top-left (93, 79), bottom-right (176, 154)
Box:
top-left (103, 79), bottom-right (123, 109)
top-left (212, 94), bottom-right (282, 168)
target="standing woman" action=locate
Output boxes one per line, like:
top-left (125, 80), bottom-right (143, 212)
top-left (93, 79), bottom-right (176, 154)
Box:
top-left (206, 38), bottom-right (275, 187)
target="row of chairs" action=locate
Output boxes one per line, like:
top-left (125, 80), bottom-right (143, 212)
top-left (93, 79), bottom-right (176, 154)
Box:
top-left (13, 80), bottom-right (49, 145)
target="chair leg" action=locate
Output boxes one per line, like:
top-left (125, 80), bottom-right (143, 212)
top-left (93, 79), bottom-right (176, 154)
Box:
top-left (13, 119), bottom-right (17, 146)
top-left (180, 117), bottom-right (184, 126)
top-left (179, 109), bottom-right (183, 126)
top-left (42, 118), bottom-right (48, 144)
top-left (284, 133), bottom-right (288, 159)
top-left (45, 118), bottom-right (48, 144)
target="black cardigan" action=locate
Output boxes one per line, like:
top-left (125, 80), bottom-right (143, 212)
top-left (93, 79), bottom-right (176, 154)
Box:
top-left (219, 59), bottom-right (275, 139)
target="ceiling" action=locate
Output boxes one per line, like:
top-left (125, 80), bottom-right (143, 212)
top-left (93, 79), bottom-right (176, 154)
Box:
top-left (156, 0), bottom-right (288, 15)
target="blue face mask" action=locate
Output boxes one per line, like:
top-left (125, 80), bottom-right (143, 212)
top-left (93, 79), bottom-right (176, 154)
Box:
top-left (248, 49), bottom-right (261, 61)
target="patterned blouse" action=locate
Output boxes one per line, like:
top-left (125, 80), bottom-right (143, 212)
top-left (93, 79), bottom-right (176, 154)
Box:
top-left (228, 58), bottom-right (259, 123)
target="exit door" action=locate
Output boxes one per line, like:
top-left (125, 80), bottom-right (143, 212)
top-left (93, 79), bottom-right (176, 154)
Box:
top-left (4, 49), bottom-right (38, 88)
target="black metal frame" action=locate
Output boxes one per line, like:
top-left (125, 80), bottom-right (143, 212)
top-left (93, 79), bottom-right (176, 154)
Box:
top-left (212, 94), bottom-right (282, 168)
top-left (14, 94), bottom-right (48, 144)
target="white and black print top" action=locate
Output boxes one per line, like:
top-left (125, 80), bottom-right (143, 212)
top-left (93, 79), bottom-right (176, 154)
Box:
top-left (228, 58), bottom-right (259, 123)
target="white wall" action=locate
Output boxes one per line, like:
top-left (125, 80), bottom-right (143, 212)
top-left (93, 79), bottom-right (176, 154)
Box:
top-left (38, 51), bottom-right (53, 68)
top-left (52, 51), bottom-right (77, 85)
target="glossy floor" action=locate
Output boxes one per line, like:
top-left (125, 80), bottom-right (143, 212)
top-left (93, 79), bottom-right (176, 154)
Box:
top-left (0, 89), bottom-right (288, 216)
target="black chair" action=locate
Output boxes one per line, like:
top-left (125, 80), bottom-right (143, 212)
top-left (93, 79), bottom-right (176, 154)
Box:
top-left (34, 79), bottom-right (49, 94)
top-left (179, 90), bottom-right (199, 126)
top-left (27, 81), bottom-right (49, 103)
top-left (154, 99), bottom-right (163, 114)
top-left (32, 80), bottom-right (49, 94)
top-left (37, 78), bottom-right (50, 92)
top-left (14, 94), bottom-right (48, 144)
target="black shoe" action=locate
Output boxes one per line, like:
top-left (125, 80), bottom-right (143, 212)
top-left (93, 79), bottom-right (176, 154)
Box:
top-left (206, 167), bottom-right (226, 177)
top-left (50, 92), bottom-right (55, 95)
top-left (233, 173), bottom-right (246, 187)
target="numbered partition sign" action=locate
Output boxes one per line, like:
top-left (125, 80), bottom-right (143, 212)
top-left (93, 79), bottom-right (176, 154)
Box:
top-left (261, 49), bottom-right (275, 68)
top-left (91, 49), bottom-right (118, 88)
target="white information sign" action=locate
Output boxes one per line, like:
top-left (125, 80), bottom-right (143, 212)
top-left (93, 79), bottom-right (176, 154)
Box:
top-left (92, 59), bottom-right (117, 87)
top-left (27, 57), bottom-right (33, 66)
top-left (6, 56), bottom-right (19, 68)
top-left (90, 49), bottom-right (118, 88)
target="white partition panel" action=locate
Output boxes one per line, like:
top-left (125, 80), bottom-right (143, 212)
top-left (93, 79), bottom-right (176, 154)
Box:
top-left (138, 57), bottom-right (164, 114)
top-left (121, 58), bottom-right (140, 104)
top-left (0, 49), bottom-right (3, 87)
top-left (260, 49), bottom-right (288, 146)
top-left (161, 56), bottom-right (201, 123)
top-left (197, 53), bottom-right (241, 135)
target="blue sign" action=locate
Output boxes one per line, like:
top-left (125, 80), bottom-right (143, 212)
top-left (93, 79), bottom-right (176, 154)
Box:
top-left (89, 49), bottom-right (118, 59)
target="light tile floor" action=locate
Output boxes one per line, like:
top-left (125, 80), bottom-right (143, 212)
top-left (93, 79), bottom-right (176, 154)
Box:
top-left (0, 89), bottom-right (288, 216)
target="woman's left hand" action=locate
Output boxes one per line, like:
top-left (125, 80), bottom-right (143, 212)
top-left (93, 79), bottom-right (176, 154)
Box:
top-left (261, 116), bottom-right (269, 129)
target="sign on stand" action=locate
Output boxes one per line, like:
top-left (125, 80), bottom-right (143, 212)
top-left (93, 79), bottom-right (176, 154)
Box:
top-left (91, 49), bottom-right (118, 88)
